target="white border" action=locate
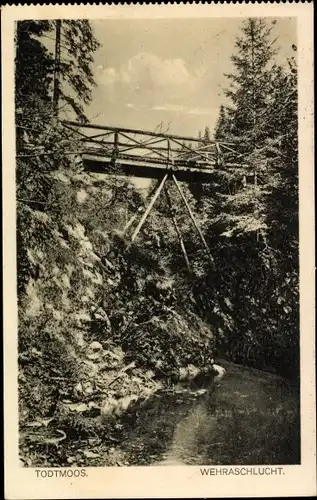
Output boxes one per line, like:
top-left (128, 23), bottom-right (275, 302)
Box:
top-left (2, 3), bottom-right (315, 498)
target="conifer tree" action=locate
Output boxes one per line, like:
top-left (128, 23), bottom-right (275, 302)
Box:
top-left (214, 105), bottom-right (228, 141)
top-left (213, 18), bottom-right (281, 238)
top-left (203, 126), bottom-right (211, 143)
top-left (15, 20), bottom-right (100, 291)
top-left (204, 18), bottom-right (299, 375)
top-left (15, 20), bottom-right (100, 125)
top-left (58, 20), bottom-right (101, 121)
top-left (223, 18), bottom-right (277, 148)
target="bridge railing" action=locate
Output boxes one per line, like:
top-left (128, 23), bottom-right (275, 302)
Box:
top-left (62, 121), bottom-right (240, 170)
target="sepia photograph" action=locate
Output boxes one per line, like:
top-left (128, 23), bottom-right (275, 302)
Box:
top-left (15, 14), bottom-right (302, 468)
top-left (2, 3), bottom-right (315, 498)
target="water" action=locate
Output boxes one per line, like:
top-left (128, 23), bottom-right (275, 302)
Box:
top-left (116, 360), bottom-right (300, 466)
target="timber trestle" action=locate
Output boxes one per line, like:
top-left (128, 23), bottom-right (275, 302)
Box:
top-left (61, 120), bottom-right (245, 269)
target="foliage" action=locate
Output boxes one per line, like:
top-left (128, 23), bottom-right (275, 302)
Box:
top-left (15, 20), bottom-right (100, 122)
top-left (18, 166), bottom-right (216, 466)
top-left (198, 18), bottom-right (299, 377)
top-left (58, 20), bottom-right (101, 121)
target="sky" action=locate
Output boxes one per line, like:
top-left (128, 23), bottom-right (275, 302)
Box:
top-left (84, 17), bottom-right (297, 138)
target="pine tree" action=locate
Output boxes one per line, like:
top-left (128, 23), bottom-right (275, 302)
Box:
top-left (15, 20), bottom-right (100, 290)
top-left (214, 105), bottom-right (228, 141)
top-left (15, 20), bottom-right (100, 124)
top-left (15, 21), bottom-right (55, 127)
top-left (15, 19), bottom-right (100, 193)
top-left (223, 18), bottom-right (278, 149)
top-left (213, 18), bottom-right (281, 238)
top-left (203, 126), bottom-right (211, 143)
top-left (58, 20), bottom-right (101, 121)
top-left (203, 18), bottom-right (299, 376)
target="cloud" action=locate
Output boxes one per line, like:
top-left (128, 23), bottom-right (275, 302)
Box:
top-left (93, 53), bottom-right (218, 131)
top-left (150, 103), bottom-right (215, 116)
top-left (98, 67), bottom-right (117, 89)
top-left (97, 52), bottom-right (198, 93)
top-left (187, 107), bottom-right (215, 116)
top-left (150, 104), bottom-right (185, 112)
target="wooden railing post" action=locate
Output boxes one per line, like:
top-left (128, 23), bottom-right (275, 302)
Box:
top-left (112, 130), bottom-right (119, 165)
top-left (167, 138), bottom-right (170, 167)
top-left (215, 142), bottom-right (223, 167)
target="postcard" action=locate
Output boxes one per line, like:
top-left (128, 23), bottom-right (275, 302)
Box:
top-left (2, 2), bottom-right (315, 498)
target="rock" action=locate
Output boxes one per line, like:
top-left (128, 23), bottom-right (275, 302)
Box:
top-left (64, 401), bottom-right (101, 417)
top-left (86, 341), bottom-right (104, 360)
top-left (73, 382), bottom-right (83, 399)
top-left (86, 352), bottom-right (102, 361)
top-left (82, 380), bottom-right (94, 396)
top-left (74, 331), bottom-right (85, 347)
top-left (179, 364), bottom-right (200, 381)
top-left (213, 364), bottom-right (226, 383)
top-left (187, 364), bottom-right (200, 379)
top-left (83, 450), bottom-right (100, 458)
top-left (179, 367), bottom-right (188, 381)
top-left (196, 389), bottom-right (207, 396)
top-left (101, 397), bottom-right (117, 417)
top-left (89, 341), bottom-right (103, 351)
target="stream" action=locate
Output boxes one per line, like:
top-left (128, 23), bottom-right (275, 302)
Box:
top-left (113, 360), bottom-right (300, 466)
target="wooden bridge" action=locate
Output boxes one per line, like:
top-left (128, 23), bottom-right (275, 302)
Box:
top-left (62, 121), bottom-right (243, 183)
top-left (60, 121), bottom-right (247, 268)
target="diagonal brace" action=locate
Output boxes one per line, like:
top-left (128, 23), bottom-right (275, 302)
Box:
top-left (172, 174), bottom-right (214, 266)
top-left (122, 206), bottom-right (144, 235)
top-left (165, 186), bottom-right (191, 272)
top-left (131, 173), bottom-right (168, 242)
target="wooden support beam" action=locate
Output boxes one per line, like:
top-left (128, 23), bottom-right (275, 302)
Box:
top-left (122, 206), bottom-right (144, 235)
top-left (121, 136), bottom-right (167, 149)
top-left (82, 157), bottom-right (218, 182)
top-left (131, 173), bottom-right (168, 242)
top-left (62, 122), bottom-right (110, 143)
top-left (221, 143), bottom-right (243, 156)
top-left (172, 174), bottom-right (214, 266)
top-left (165, 186), bottom-right (191, 272)
top-left (88, 131), bottom-right (115, 141)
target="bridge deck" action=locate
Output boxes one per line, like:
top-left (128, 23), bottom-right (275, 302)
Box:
top-left (83, 154), bottom-right (220, 182)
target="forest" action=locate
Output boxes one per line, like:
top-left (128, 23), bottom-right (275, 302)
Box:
top-left (16, 18), bottom-right (299, 466)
